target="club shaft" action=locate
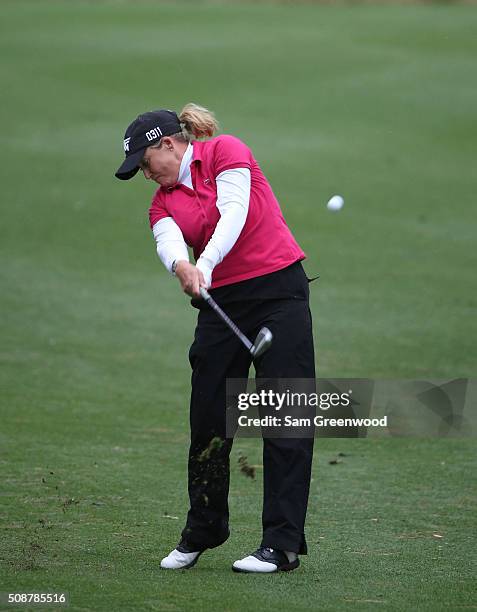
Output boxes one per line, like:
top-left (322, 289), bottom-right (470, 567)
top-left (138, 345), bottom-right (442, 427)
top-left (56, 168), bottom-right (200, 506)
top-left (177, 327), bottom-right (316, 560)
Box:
top-left (199, 288), bottom-right (253, 352)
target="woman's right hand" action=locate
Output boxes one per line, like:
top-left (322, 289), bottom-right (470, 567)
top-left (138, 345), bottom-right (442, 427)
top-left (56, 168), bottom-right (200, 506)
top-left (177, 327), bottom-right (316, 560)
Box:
top-left (175, 261), bottom-right (206, 298)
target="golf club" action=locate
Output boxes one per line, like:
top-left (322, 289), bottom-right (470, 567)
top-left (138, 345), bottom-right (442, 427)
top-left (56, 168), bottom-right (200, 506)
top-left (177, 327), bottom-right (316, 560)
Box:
top-left (199, 287), bottom-right (273, 358)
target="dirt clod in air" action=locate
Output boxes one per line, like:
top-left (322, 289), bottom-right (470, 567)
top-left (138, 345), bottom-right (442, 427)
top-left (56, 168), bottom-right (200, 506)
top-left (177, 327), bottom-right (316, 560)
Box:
top-left (238, 454), bottom-right (256, 480)
top-left (197, 437), bottom-right (224, 462)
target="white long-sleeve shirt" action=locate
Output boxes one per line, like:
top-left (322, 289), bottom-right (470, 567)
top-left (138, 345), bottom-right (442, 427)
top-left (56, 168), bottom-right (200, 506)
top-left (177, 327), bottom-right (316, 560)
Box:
top-left (152, 143), bottom-right (251, 287)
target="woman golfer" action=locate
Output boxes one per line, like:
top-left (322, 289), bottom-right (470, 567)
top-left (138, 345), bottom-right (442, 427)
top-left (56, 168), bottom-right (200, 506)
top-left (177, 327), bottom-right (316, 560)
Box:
top-left (115, 104), bottom-right (315, 573)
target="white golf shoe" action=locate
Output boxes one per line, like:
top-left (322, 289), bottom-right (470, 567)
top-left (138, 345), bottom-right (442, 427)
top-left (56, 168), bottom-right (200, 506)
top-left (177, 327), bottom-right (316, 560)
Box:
top-left (232, 546), bottom-right (299, 573)
top-left (160, 544), bottom-right (204, 570)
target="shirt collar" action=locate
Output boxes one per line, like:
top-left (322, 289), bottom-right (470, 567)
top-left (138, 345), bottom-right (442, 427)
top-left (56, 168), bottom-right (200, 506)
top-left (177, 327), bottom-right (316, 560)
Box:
top-left (192, 139), bottom-right (204, 162)
top-left (177, 142), bottom-right (193, 185)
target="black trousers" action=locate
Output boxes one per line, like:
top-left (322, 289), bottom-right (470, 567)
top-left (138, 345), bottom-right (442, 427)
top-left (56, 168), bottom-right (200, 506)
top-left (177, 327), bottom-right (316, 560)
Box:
top-left (181, 285), bottom-right (315, 555)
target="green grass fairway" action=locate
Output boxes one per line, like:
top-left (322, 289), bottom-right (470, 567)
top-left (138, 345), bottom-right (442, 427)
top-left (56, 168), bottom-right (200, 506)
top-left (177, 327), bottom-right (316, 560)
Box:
top-left (1, 2), bottom-right (476, 610)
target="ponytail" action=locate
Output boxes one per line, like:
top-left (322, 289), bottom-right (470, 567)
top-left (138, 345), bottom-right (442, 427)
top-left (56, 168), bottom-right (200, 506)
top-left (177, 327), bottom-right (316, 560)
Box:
top-left (179, 103), bottom-right (219, 140)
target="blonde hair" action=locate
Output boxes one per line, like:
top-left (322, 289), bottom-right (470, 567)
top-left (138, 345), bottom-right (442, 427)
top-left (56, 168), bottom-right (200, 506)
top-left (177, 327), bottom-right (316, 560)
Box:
top-left (147, 104), bottom-right (219, 152)
top-left (178, 103), bottom-right (219, 141)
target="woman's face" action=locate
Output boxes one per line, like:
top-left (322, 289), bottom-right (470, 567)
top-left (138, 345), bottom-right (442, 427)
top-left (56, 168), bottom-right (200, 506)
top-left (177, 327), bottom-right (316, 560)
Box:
top-left (139, 137), bottom-right (186, 188)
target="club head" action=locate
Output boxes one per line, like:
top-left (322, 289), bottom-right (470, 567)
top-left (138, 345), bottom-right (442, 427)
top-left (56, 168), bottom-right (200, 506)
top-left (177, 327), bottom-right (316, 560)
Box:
top-left (251, 327), bottom-right (273, 358)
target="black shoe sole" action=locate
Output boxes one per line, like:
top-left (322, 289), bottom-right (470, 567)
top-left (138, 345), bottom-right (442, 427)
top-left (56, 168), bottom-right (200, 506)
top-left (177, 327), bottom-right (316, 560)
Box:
top-left (232, 559), bottom-right (300, 573)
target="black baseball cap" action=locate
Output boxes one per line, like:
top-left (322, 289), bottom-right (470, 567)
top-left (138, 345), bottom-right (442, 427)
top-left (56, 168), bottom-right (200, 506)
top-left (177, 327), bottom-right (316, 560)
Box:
top-left (115, 110), bottom-right (181, 180)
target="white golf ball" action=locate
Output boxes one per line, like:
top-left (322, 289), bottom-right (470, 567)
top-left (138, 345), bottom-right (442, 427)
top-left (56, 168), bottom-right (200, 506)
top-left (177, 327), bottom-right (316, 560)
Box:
top-left (327, 195), bottom-right (344, 211)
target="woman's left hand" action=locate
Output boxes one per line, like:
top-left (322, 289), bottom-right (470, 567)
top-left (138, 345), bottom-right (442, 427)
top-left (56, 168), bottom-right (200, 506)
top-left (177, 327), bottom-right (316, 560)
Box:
top-left (175, 261), bottom-right (207, 298)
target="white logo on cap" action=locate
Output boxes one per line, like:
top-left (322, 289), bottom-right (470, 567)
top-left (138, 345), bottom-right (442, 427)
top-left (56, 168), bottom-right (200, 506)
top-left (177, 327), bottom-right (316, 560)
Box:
top-left (123, 137), bottom-right (131, 152)
top-left (145, 126), bottom-right (163, 141)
